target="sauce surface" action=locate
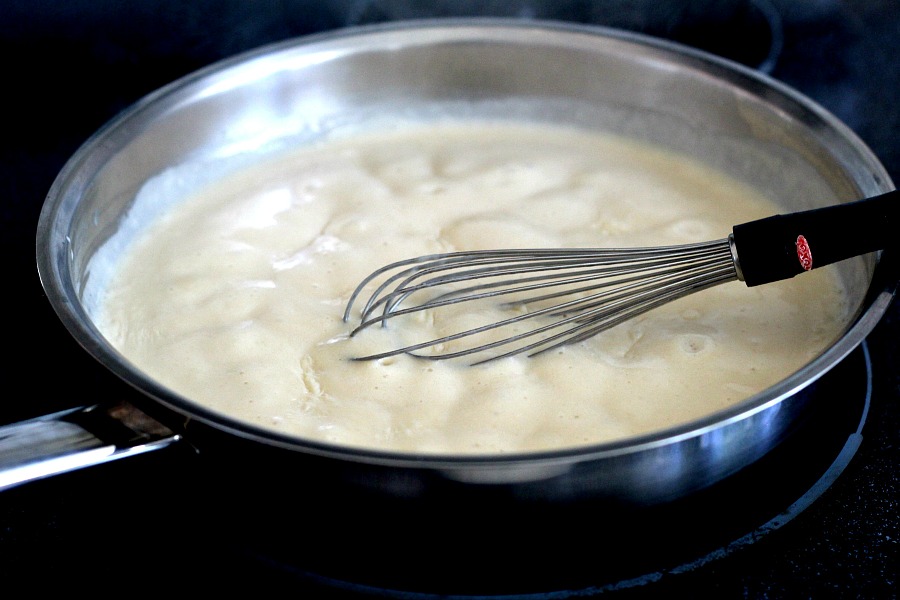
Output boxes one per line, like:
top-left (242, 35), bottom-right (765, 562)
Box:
top-left (94, 122), bottom-right (850, 454)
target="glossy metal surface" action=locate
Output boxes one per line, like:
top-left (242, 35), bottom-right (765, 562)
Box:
top-left (30, 20), bottom-right (895, 508)
top-left (0, 403), bottom-right (179, 491)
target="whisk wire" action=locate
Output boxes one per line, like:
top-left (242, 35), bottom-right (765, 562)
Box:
top-left (344, 238), bottom-right (738, 364)
top-left (481, 265), bottom-right (735, 364)
top-left (355, 241), bottom-right (731, 321)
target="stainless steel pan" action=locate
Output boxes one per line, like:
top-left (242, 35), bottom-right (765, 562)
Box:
top-left (4, 19), bottom-right (896, 592)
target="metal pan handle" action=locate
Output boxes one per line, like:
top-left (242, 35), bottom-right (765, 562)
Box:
top-left (0, 402), bottom-right (183, 491)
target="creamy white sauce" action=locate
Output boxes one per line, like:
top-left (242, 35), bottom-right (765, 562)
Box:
top-left (93, 122), bottom-right (850, 454)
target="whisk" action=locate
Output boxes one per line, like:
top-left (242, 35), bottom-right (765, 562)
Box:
top-left (343, 189), bottom-right (897, 365)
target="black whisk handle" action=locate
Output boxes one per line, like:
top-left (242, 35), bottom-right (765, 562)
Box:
top-left (732, 188), bottom-right (898, 287)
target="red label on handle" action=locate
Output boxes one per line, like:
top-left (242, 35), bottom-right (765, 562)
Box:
top-left (796, 235), bottom-right (813, 271)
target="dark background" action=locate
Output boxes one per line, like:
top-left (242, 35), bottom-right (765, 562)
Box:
top-left (1, 1), bottom-right (897, 597)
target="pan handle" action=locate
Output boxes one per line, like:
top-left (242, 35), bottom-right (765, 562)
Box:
top-left (0, 402), bottom-right (183, 491)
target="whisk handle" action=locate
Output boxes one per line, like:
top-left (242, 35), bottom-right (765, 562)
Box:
top-left (732, 189), bottom-right (898, 287)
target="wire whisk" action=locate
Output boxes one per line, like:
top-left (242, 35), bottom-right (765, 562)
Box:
top-left (343, 190), bottom-right (897, 365)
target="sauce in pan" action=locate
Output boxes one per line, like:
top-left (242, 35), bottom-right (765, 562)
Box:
top-left (92, 122), bottom-right (850, 453)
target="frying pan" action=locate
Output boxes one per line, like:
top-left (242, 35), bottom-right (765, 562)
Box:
top-left (4, 20), bottom-right (896, 593)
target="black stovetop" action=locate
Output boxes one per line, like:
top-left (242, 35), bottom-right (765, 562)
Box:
top-left (1, 1), bottom-right (897, 597)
